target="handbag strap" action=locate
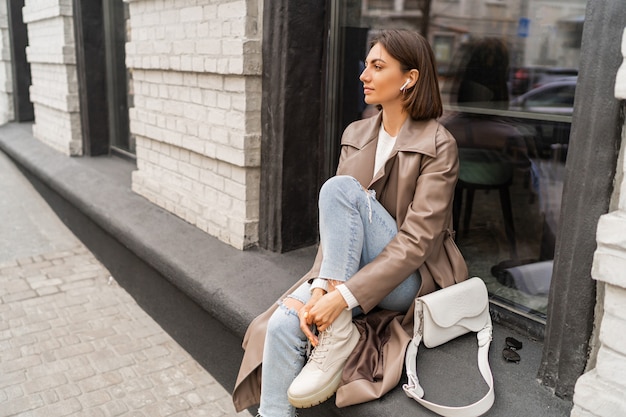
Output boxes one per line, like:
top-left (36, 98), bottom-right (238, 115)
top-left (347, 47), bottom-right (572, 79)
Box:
top-left (403, 324), bottom-right (494, 417)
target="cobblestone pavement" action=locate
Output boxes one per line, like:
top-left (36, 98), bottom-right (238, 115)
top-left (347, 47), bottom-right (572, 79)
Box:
top-left (0, 147), bottom-right (253, 416)
top-left (0, 245), bottom-right (253, 417)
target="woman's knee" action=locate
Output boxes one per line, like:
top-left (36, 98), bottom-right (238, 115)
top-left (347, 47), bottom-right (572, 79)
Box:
top-left (266, 301), bottom-right (304, 340)
top-left (320, 175), bottom-right (358, 195)
top-left (319, 175), bottom-right (362, 206)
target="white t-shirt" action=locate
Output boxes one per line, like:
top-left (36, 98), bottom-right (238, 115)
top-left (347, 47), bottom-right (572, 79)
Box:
top-left (373, 124), bottom-right (397, 178)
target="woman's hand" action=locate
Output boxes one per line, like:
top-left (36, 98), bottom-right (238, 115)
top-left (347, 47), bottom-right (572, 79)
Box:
top-left (299, 288), bottom-right (325, 347)
top-left (308, 290), bottom-right (349, 333)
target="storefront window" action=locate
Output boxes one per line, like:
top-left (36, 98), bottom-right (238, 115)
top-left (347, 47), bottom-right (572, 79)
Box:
top-left (325, 0), bottom-right (586, 323)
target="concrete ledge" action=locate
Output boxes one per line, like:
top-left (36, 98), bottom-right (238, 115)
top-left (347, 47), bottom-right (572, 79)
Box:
top-left (0, 123), bottom-right (313, 338)
top-left (0, 122), bottom-right (573, 417)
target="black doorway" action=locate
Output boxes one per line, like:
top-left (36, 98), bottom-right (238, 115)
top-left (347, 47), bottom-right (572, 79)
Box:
top-left (7, 0), bottom-right (34, 122)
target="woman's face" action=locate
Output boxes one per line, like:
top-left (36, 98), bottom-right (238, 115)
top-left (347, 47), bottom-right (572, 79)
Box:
top-left (360, 43), bottom-right (408, 108)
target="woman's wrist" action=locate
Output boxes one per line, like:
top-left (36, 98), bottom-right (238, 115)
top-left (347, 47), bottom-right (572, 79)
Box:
top-left (310, 278), bottom-right (329, 293)
top-left (312, 287), bottom-right (327, 298)
top-left (334, 284), bottom-right (358, 310)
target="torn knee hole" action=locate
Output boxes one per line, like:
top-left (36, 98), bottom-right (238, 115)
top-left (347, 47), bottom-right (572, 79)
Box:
top-left (281, 297), bottom-right (304, 312)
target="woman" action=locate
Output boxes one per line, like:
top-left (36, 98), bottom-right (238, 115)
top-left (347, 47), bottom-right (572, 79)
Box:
top-left (233, 29), bottom-right (468, 416)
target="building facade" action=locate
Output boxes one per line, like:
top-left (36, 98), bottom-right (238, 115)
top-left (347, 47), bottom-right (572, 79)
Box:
top-left (0, 0), bottom-right (625, 415)
top-left (125, 0), bottom-right (263, 250)
top-left (23, 0), bottom-right (81, 155)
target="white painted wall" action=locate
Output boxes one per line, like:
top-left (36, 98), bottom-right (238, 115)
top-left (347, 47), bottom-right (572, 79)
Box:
top-left (23, 0), bottom-right (82, 155)
top-left (126, 0), bottom-right (262, 249)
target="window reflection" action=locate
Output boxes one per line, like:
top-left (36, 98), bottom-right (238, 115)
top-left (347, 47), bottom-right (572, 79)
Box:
top-left (327, 0), bottom-right (586, 321)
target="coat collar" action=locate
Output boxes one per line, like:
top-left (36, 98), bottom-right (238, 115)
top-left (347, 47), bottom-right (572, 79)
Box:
top-left (342, 112), bottom-right (439, 158)
top-left (339, 113), bottom-right (441, 189)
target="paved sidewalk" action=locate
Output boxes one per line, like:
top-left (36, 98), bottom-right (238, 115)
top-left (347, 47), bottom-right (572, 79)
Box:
top-left (0, 151), bottom-right (253, 417)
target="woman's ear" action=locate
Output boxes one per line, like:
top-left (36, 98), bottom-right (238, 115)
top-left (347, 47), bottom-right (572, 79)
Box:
top-left (408, 69), bottom-right (419, 89)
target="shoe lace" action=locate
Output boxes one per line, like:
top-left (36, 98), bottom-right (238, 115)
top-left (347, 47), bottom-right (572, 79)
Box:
top-left (308, 324), bottom-right (334, 365)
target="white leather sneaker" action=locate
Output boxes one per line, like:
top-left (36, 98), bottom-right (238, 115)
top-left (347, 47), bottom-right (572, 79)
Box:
top-left (287, 309), bottom-right (360, 408)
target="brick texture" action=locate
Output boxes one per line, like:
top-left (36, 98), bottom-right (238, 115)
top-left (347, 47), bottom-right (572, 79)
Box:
top-left (0, 245), bottom-right (252, 417)
top-left (23, 0), bottom-right (82, 155)
top-left (128, 0), bottom-right (262, 249)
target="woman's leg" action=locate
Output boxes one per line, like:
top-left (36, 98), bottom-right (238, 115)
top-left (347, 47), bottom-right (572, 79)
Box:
top-left (287, 176), bottom-right (421, 409)
top-left (258, 283), bottom-right (311, 417)
top-left (318, 175), bottom-right (420, 312)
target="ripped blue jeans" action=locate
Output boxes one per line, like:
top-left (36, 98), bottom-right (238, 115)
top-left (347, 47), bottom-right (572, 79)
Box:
top-left (258, 176), bottom-right (421, 417)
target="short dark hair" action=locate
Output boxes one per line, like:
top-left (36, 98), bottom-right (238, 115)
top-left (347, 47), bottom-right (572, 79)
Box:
top-left (369, 30), bottom-right (443, 120)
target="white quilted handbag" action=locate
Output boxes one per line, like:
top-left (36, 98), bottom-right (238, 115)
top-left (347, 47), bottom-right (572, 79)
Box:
top-left (403, 277), bottom-right (494, 417)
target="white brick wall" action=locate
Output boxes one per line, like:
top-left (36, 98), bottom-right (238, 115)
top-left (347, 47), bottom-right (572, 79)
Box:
top-left (0, 1), bottom-right (14, 124)
top-left (571, 27), bottom-right (626, 417)
top-left (127, 0), bottom-right (262, 249)
top-left (23, 0), bottom-right (82, 155)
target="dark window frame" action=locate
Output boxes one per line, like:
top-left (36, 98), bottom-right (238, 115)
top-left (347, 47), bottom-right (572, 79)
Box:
top-left (258, 0), bottom-right (328, 252)
top-left (73, 0), bottom-right (110, 156)
top-left (7, 0), bottom-right (33, 122)
top-left (537, 0), bottom-right (625, 399)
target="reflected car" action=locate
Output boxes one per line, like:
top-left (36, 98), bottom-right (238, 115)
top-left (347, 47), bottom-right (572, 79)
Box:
top-left (508, 80), bottom-right (577, 160)
top-left (509, 80), bottom-right (577, 115)
top-left (510, 66), bottom-right (578, 96)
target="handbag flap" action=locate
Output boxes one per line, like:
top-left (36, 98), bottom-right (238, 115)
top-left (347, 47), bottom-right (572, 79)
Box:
top-left (419, 277), bottom-right (489, 329)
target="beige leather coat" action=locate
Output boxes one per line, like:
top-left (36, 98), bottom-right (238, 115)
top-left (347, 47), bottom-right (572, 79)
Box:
top-left (233, 114), bottom-right (468, 411)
